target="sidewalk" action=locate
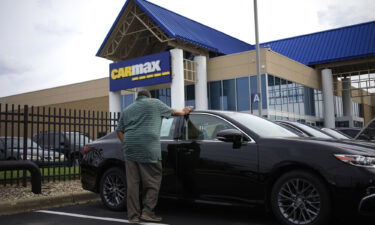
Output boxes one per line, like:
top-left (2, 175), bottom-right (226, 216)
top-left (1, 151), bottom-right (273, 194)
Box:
top-left (0, 179), bottom-right (100, 216)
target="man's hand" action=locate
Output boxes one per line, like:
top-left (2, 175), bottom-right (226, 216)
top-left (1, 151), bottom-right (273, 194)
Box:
top-left (183, 106), bottom-right (194, 115)
top-left (172, 106), bottom-right (194, 116)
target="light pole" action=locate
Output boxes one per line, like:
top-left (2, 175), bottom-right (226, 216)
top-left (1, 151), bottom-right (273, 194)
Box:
top-left (253, 0), bottom-right (262, 116)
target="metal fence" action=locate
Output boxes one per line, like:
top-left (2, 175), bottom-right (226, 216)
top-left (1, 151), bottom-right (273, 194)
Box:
top-left (0, 103), bottom-right (120, 186)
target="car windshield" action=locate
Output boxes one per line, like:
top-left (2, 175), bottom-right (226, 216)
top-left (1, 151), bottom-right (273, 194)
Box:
top-left (294, 123), bottom-right (333, 139)
top-left (65, 133), bottom-right (91, 146)
top-left (321, 128), bottom-right (350, 139)
top-left (222, 112), bottom-right (299, 138)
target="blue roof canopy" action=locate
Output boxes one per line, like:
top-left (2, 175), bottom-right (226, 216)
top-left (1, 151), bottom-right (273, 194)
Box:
top-left (261, 21), bottom-right (375, 66)
top-left (97, 0), bottom-right (375, 67)
top-left (96, 0), bottom-right (254, 57)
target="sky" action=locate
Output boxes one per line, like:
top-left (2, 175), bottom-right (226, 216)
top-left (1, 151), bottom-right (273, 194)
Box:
top-left (0, 0), bottom-right (374, 97)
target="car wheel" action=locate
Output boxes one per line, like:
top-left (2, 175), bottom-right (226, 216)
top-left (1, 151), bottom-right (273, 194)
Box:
top-left (270, 170), bottom-right (331, 225)
top-left (100, 167), bottom-right (127, 211)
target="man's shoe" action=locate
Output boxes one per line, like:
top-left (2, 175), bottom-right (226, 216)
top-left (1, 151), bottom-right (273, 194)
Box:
top-left (128, 216), bottom-right (140, 224)
top-left (140, 212), bottom-right (162, 222)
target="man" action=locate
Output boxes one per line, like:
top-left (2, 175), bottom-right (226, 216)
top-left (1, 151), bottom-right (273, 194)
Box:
top-left (116, 90), bottom-right (193, 224)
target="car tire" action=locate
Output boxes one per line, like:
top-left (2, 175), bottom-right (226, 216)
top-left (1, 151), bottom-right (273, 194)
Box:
top-left (270, 170), bottom-right (331, 225)
top-left (100, 167), bottom-right (127, 211)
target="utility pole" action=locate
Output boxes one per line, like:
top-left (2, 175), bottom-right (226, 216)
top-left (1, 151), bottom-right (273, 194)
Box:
top-left (253, 0), bottom-right (262, 116)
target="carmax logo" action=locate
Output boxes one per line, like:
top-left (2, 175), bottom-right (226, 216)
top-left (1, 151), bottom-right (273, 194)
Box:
top-left (111, 60), bottom-right (170, 81)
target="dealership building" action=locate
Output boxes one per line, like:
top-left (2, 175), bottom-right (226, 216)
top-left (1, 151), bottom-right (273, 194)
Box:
top-left (1, 0), bottom-right (375, 128)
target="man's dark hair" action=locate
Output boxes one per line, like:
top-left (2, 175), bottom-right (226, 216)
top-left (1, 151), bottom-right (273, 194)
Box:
top-left (137, 90), bottom-right (151, 98)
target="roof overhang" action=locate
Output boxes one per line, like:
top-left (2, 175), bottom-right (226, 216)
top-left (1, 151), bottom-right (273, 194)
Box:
top-left (96, 0), bottom-right (214, 61)
top-left (96, 0), bottom-right (174, 61)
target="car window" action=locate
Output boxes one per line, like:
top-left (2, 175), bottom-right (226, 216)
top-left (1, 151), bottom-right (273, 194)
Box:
top-left (222, 112), bottom-right (299, 138)
top-left (278, 123), bottom-right (307, 136)
top-left (160, 117), bottom-right (177, 140)
top-left (53, 133), bottom-right (64, 148)
top-left (65, 132), bottom-right (91, 146)
top-left (184, 114), bottom-right (235, 140)
top-left (4, 138), bottom-right (34, 149)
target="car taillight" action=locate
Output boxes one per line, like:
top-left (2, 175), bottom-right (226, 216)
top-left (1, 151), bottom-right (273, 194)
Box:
top-left (83, 145), bottom-right (94, 155)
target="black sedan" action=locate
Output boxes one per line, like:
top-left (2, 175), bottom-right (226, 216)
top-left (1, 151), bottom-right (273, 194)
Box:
top-left (81, 110), bottom-right (375, 225)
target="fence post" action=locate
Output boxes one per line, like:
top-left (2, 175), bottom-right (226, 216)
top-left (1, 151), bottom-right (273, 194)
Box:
top-left (22, 105), bottom-right (29, 187)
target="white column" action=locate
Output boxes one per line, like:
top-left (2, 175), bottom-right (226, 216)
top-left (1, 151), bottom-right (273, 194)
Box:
top-left (109, 91), bottom-right (122, 113)
top-left (194, 55), bottom-right (208, 110)
top-left (342, 78), bottom-right (353, 117)
top-left (321, 69), bottom-right (335, 128)
top-left (170, 49), bottom-right (185, 109)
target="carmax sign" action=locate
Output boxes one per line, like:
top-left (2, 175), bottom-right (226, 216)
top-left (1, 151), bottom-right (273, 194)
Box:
top-left (109, 51), bottom-right (171, 91)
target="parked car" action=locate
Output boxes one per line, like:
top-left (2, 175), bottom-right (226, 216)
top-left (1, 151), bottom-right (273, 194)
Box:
top-left (33, 131), bottom-right (91, 166)
top-left (274, 122), bottom-right (375, 150)
top-left (0, 137), bottom-right (64, 166)
top-left (81, 110), bottom-right (375, 225)
top-left (321, 128), bottom-right (352, 139)
top-left (275, 121), bottom-right (335, 139)
top-left (337, 127), bottom-right (362, 138)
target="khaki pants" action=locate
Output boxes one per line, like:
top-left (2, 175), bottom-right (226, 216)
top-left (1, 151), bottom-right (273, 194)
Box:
top-left (125, 160), bottom-right (162, 219)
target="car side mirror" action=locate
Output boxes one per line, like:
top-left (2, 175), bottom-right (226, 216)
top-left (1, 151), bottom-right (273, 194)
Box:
top-left (216, 129), bottom-right (243, 149)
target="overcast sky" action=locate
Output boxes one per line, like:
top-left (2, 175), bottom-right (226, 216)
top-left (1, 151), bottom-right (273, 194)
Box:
top-left (0, 0), bottom-right (374, 97)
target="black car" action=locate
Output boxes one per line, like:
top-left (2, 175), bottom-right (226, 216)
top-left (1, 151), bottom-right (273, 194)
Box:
top-left (0, 137), bottom-right (64, 166)
top-left (33, 131), bottom-right (91, 166)
top-left (81, 110), bottom-right (375, 225)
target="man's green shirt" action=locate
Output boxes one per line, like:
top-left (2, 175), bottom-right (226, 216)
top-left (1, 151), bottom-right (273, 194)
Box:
top-left (116, 96), bottom-right (172, 163)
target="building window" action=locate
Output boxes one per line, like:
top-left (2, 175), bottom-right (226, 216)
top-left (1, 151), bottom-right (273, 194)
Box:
top-left (314, 89), bottom-right (324, 118)
top-left (185, 85), bottom-right (195, 107)
top-left (236, 77), bottom-right (250, 111)
top-left (222, 79), bottom-right (236, 111)
top-left (121, 94), bottom-right (135, 110)
top-left (208, 81), bottom-right (222, 110)
top-left (151, 88), bottom-right (171, 107)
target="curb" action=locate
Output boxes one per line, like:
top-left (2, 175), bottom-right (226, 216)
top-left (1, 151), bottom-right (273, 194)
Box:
top-left (0, 191), bottom-right (100, 216)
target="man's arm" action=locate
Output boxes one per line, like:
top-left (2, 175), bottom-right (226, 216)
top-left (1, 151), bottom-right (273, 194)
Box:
top-left (171, 106), bottom-right (193, 116)
top-left (116, 131), bottom-right (124, 143)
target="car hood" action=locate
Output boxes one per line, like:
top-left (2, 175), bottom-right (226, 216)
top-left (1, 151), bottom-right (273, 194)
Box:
top-left (355, 118), bottom-right (375, 142)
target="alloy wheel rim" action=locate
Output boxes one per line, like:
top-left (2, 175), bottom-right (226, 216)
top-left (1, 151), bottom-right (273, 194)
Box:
top-left (103, 173), bottom-right (126, 207)
top-left (277, 178), bottom-right (321, 224)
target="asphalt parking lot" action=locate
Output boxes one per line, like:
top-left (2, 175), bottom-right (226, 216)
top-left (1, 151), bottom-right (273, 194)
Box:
top-left (0, 200), bottom-right (373, 225)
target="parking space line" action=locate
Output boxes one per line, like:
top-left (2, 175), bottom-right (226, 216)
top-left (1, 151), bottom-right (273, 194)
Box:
top-left (36, 210), bottom-right (169, 225)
